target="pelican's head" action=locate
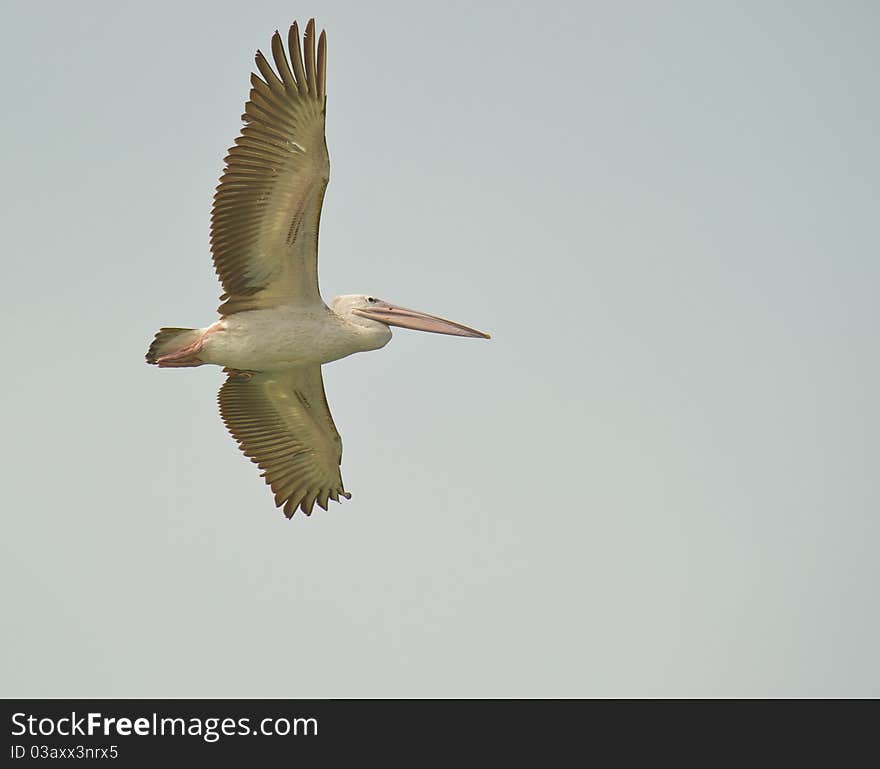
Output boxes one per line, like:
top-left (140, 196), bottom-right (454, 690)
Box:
top-left (332, 294), bottom-right (490, 339)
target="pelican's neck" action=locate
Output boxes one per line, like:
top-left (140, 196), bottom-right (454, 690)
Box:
top-left (331, 303), bottom-right (392, 352)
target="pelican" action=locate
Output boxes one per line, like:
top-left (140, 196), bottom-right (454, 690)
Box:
top-left (146, 19), bottom-right (489, 518)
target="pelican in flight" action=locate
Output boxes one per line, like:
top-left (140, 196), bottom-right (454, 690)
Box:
top-left (146, 19), bottom-right (489, 518)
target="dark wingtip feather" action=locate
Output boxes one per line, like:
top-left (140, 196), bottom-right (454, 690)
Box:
top-left (303, 19), bottom-right (317, 95)
top-left (317, 30), bottom-right (327, 97)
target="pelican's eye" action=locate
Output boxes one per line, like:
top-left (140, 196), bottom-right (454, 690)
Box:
top-left (367, 297), bottom-right (378, 303)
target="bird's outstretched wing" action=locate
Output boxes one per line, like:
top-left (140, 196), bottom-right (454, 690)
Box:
top-left (218, 367), bottom-right (350, 517)
top-left (211, 19), bottom-right (329, 315)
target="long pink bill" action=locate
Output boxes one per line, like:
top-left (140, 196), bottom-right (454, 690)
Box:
top-left (354, 302), bottom-right (490, 339)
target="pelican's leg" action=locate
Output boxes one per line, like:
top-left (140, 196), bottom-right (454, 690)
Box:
top-left (224, 368), bottom-right (257, 381)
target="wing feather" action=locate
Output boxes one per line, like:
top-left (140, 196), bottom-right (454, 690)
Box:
top-left (218, 367), bottom-right (350, 517)
top-left (304, 19), bottom-right (317, 96)
top-left (211, 19), bottom-right (329, 316)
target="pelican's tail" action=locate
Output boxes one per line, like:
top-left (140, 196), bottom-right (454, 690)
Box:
top-left (146, 327), bottom-right (205, 367)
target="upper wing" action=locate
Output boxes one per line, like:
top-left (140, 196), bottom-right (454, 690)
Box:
top-left (218, 367), bottom-right (351, 517)
top-left (211, 19), bottom-right (329, 316)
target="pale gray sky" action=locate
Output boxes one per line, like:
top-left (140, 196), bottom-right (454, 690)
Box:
top-left (1, 0), bottom-right (878, 696)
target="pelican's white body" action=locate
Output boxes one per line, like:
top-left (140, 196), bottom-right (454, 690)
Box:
top-left (200, 298), bottom-right (392, 371)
